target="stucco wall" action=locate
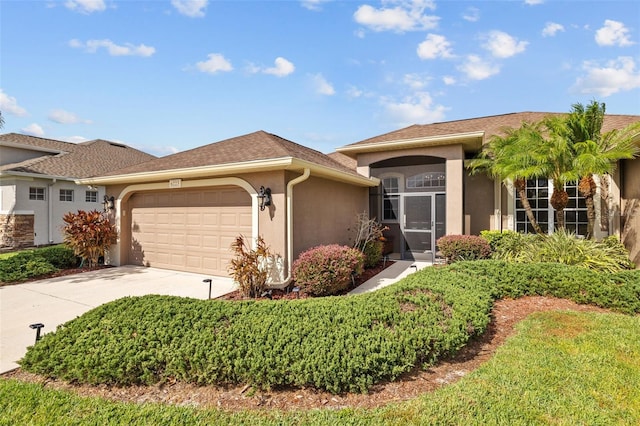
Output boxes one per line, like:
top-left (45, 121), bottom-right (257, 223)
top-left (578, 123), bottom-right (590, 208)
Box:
top-left (292, 175), bottom-right (369, 259)
top-left (464, 172), bottom-right (494, 235)
top-left (621, 158), bottom-right (640, 267)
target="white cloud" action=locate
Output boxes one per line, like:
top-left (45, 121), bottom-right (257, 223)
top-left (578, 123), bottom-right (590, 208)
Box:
top-left (0, 89), bottom-right (28, 116)
top-left (64, 136), bottom-right (90, 143)
top-left (69, 39), bottom-right (155, 57)
top-left (262, 57), bottom-right (296, 77)
top-left (542, 22), bottom-right (564, 37)
top-left (403, 73), bottom-right (431, 90)
top-left (301, 0), bottom-right (330, 11)
top-left (382, 92), bottom-right (448, 126)
top-left (462, 7), bottom-right (479, 22)
top-left (64, 0), bottom-right (106, 14)
top-left (196, 53), bottom-right (233, 74)
top-left (443, 75), bottom-right (456, 85)
top-left (21, 123), bottom-right (45, 137)
top-left (524, 0), bottom-right (544, 5)
top-left (171, 0), bottom-right (208, 18)
top-left (353, 1), bottom-right (439, 33)
top-left (48, 109), bottom-right (92, 124)
top-left (458, 55), bottom-right (501, 80)
top-left (482, 30), bottom-right (528, 58)
top-left (311, 73), bottom-right (335, 95)
top-left (595, 20), bottom-right (634, 47)
top-left (572, 56), bottom-right (640, 97)
top-left (417, 34), bottom-right (454, 60)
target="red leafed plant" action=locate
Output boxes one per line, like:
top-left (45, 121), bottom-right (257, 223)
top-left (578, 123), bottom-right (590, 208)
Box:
top-left (62, 210), bottom-right (118, 268)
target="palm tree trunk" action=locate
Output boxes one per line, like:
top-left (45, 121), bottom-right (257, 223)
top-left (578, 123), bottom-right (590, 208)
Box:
top-left (550, 188), bottom-right (569, 231)
top-left (578, 174), bottom-right (597, 239)
top-left (514, 178), bottom-right (544, 234)
top-left (600, 174), bottom-right (610, 233)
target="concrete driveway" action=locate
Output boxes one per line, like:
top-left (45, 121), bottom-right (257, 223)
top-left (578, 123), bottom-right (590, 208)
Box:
top-left (0, 266), bottom-right (236, 373)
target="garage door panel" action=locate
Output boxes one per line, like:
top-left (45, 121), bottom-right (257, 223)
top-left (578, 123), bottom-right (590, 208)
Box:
top-left (129, 187), bottom-right (252, 276)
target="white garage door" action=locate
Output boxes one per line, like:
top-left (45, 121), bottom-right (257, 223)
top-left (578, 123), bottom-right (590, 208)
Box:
top-left (129, 186), bottom-right (252, 276)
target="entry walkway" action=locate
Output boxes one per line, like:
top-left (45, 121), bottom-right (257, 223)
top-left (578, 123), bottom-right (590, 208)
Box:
top-left (0, 266), bottom-right (236, 374)
top-left (348, 260), bottom-right (432, 295)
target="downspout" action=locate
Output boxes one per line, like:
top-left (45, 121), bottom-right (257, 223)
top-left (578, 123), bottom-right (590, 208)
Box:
top-left (47, 178), bottom-right (56, 245)
top-left (268, 168), bottom-right (311, 289)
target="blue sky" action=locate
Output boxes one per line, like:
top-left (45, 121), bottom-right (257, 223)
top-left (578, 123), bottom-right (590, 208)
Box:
top-left (1, 0), bottom-right (639, 157)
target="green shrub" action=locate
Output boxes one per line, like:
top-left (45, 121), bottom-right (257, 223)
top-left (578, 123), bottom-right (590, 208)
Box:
top-left (515, 230), bottom-right (632, 272)
top-left (479, 230), bottom-right (531, 260)
top-left (436, 235), bottom-right (492, 263)
top-left (20, 261), bottom-right (640, 394)
top-left (292, 245), bottom-right (364, 296)
top-left (0, 252), bottom-right (58, 283)
top-left (361, 240), bottom-right (383, 268)
top-left (36, 245), bottom-right (78, 269)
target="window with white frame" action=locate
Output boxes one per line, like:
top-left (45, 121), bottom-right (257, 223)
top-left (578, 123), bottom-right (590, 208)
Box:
top-left (381, 176), bottom-right (400, 222)
top-left (406, 171), bottom-right (446, 189)
top-left (85, 190), bottom-right (98, 203)
top-left (29, 187), bottom-right (46, 201)
top-left (59, 189), bottom-right (74, 202)
top-left (515, 179), bottom-right (587, 235)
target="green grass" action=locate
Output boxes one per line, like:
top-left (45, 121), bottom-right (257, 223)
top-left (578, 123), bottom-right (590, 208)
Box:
top-left (2, 311), bottom-right (638, 425)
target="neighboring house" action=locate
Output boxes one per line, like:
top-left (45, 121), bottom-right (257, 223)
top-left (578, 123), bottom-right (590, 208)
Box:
top-left (0, 133), bottom-right (156, 248)
top-left (78, 112), bottom-right (640, 282)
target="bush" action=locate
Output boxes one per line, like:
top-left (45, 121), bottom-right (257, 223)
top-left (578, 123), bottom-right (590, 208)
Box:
top-left (63, 210), bottom-right (117, 268)
top-left (20, 261), bottom-right (640, 394)
top-left (361, 240), bottom-right (383, 268)
top-left (437, 235), bottom-right (492, 263)
top-left (292, 245), bottom-right (364, 296)
top-left (0, 252), bottom-right (58, 283)
top-left (36, 245), bottom-right (78, 269)
top-left (515, 230), bottom-right (632, 272)
top-left (228, 235), bottom-right (273, 298)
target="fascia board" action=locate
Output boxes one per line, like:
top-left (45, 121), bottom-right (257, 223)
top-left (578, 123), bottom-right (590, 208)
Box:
top-left (288, 159), bottom-right (379, 187)
top-left (0, 141), bottom-right (66, 155)
top-left (336, 131), bottom-right (485, 156)
top-left (0, 170), bottom-right (76, 181)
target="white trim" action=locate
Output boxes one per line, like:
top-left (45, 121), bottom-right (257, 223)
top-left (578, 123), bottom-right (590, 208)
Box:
top-left (0, 171), bottom-right (77, 181)
top-left (0, 210), bottom-right (35, 215)
top-left (336, 131), bottom-right (485, 155)
top-left (0, 140), bottom-right (66, 155)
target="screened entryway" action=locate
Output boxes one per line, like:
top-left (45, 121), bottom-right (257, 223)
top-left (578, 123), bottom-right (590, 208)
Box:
top-left (370, 156), bottom-right (447, 260)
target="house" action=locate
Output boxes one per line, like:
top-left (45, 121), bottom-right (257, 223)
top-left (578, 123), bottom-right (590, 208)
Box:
top-left (0, 133), bottom-right (156, 248)
top-left (77, 112), bottom-right (640, 282)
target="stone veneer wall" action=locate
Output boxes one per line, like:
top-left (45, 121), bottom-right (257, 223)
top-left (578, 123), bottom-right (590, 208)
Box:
top-left (0, 214), bottom-right (35, 248)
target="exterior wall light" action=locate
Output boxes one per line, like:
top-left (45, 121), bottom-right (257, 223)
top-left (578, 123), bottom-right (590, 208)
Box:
top-left (257, 186), bottom-right (272, 211)
top-left (103, 195), bottom-right (115, 211)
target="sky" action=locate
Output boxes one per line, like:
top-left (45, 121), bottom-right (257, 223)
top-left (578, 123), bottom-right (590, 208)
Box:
top-left (1, 0), bottom-right (639, 157)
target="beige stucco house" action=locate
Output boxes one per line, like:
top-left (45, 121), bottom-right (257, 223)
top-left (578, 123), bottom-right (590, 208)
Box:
top-left (0, 133), bottom-right (156, 248)
top-left (77, 112), bottom-right (640, 282)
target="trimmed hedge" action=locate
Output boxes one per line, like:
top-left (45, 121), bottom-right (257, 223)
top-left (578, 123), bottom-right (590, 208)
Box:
top-left (437, 235), bottom-right (492, 263)
top-left (0, 245), bottom-right (77, 283)
top-left (20, 261), bottom-right (640, 394)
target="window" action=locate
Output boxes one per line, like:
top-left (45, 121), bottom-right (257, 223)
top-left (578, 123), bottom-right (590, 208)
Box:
top-left (515, 179), bottom-right (587, 235)
top-left (381, 176), bottom-right (400, 222)
top-left (86, 190), bottom-right (98, 203)
top-left (59, 189), bottom-right (74, 202)
top-left (406, 172), bottom-right (446, 189)
top-left (29, 187), bottom-right (46, 201)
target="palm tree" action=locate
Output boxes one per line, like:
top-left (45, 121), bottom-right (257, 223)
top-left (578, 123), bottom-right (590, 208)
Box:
top-left (534, 115), bottom-right (579, 231)
top-left (567, 101), bottom-right (640, 238)
top-left (467, 121), bottom-right (546, 234)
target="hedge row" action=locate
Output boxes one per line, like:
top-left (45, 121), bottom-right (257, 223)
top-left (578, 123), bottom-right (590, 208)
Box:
top-left (0, 245), bottom-right (77, 283)
top-left (20, 261), bottom-right (640, 393)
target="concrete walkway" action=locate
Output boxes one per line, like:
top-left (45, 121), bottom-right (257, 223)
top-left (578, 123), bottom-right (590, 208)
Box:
top-left (0, 266), bottom-right (236, 373)
top-left (348, 260), bottom-right (432, 295)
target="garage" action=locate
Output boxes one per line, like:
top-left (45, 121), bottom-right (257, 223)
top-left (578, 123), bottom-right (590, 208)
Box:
top-left (128, 186), bottom-right (252, 276)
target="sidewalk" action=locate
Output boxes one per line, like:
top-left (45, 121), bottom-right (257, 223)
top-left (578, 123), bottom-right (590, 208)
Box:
top-left (348, 260), bottom-right (432, 295)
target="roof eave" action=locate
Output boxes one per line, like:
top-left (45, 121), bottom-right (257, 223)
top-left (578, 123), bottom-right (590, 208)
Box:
top-left (0, 170), bottom-right (77, 181)
top-left (336, 131), bottom-right (486, 157)
top-left (0, 141), bottom-right (67, 155)
top-left (78, 157), bottom-right (379, 187)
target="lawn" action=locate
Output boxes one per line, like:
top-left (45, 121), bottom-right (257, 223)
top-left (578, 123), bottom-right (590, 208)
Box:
top-left (1, 310), bottom-right (638, 425)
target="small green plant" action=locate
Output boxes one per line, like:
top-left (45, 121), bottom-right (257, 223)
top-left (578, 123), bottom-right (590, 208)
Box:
top-left (62, 210), bottom-right (117, 268)
top-left (361, 240), bottom-right (383, 268)
top-left (228, 235), bottom-right (273, 298)
top-left (292, 244), bottom-right (364, 296)
top-left (35, 245), bottom-right (78, 269)
top-left (436, 235), bottom-right (492, 263)
top-left (0, 252), bottom-right (58, 283)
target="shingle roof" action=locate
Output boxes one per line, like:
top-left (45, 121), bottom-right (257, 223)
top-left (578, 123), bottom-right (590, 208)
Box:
top-left (102, 130), bottom-right (360, 177)
top-left (344, 112), bottom-right (640, 147)
top-left (0, 133), bottom-right (156, 178)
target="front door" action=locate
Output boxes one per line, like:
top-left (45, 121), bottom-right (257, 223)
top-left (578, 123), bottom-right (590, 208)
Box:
top-left (402, 193), bottom-right (445, 260)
